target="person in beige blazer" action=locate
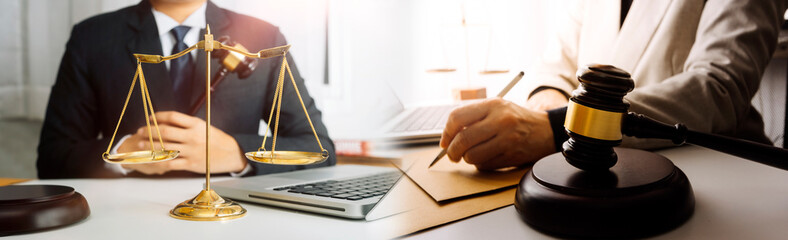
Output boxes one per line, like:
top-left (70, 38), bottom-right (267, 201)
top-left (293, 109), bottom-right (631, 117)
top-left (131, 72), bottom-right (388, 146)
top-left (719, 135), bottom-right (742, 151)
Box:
top-left (439, 0), bottom-right (787, 170)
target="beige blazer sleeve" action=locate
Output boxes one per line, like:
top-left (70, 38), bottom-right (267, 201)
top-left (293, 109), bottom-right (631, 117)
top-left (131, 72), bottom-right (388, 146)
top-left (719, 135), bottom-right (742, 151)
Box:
top-left (531, 0), bottom-right (785, 149)
top-left (623, 0), bottom-right (786, 148)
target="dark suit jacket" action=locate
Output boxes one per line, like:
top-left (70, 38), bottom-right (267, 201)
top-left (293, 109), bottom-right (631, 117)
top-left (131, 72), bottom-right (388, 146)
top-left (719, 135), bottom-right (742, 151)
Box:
top-left (37, 0), bottom-right (335, 178)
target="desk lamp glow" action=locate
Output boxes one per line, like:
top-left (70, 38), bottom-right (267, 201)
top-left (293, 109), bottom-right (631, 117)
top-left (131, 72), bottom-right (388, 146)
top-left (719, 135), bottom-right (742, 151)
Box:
top-left (101, 25), bottom-right (328, 221)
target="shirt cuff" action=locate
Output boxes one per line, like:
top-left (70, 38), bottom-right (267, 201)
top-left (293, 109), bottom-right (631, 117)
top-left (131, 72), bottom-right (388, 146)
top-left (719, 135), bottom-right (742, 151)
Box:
top-left (528, 86), bottom-right (571, 100)
top-left (106, 134), bottom-right (134, 176)
top-left (229, 162), bottom-right (253, 177)
top-left (547, 107), bottom-right (570, 152)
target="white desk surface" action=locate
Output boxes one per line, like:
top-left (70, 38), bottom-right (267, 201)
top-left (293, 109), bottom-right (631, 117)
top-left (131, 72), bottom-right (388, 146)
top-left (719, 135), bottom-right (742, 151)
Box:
top-left (10, 177), bottom-right (392, 240)
top-left (407, 145), bottom-right (788, 239)
top-left (7, 145), bottom-right (788, 239)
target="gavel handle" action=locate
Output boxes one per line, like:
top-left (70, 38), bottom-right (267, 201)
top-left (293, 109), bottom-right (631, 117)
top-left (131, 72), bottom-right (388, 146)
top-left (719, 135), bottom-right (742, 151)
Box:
top-left (188, 67), bottom-right (229, 115)
top-left (622, 112), bottom-right (788, 171)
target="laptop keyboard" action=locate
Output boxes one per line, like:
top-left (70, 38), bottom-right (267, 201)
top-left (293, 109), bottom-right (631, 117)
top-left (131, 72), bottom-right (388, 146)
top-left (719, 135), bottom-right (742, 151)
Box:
top-left (273, 171), bottom-right (402, 201)
top-left (390, 104), bottom-right (454, 133)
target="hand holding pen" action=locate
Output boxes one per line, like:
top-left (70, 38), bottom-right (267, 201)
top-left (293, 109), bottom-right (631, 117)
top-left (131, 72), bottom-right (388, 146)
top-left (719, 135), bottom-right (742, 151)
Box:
top-left (429, 71), bottom-right (522, 168)
top-left (430, 71), bottom-right (558, 170)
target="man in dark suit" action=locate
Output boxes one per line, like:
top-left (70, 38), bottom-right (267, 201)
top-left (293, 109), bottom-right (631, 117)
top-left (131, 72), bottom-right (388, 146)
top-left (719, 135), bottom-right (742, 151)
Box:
top-left (37, 0), bottom-right (335, 178)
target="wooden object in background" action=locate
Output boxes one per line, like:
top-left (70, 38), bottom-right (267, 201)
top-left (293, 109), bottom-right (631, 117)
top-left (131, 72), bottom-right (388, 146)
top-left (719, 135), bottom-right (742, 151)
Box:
top-left (0, 185), bottom-right (90, 236)
top-left (452, 87), bottom-right (486, 100)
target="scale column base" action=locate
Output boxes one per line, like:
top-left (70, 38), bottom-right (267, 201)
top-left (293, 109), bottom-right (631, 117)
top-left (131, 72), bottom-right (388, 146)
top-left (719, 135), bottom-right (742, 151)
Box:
top-left (170, 189), bottom-right (246, 221)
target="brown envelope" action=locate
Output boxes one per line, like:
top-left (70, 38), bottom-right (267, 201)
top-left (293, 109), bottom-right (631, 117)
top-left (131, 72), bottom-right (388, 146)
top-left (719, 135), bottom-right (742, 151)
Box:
top-left (396, 147), bottom-right (530, 202)
top-left (367, 174), bottom-right (516, 239)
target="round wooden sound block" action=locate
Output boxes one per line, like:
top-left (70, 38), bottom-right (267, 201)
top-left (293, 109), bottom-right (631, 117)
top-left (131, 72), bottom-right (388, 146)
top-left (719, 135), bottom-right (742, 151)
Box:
top-left (0, 185), bottom-right (90, 236)
top-left (515, 148), bottom-right (694, 238)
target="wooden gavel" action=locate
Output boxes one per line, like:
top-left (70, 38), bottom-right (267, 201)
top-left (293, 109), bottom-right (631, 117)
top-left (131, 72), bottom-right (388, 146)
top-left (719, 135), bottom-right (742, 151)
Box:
top-left (516, 64), bottom-right (785, 238)
top-left (562, 64), bottom-right (788, 171)
top-left (188, 36), bottom-right (259, 115)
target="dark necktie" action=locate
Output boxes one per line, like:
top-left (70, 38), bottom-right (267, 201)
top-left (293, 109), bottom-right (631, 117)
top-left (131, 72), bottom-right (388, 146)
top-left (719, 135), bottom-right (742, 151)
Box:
top-left (620, 0), bottom-right (633, 28)
top-left (170, 25), bottom-right (194, 111)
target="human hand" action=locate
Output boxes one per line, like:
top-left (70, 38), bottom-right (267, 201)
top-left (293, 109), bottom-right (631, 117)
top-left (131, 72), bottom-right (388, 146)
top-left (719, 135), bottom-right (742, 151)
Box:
top-left (118, 111), bottom-right (247, 175)
top-left (525, 88), bottom-right (568, 111)
top-left (439, 98), bottom-right (556, 170)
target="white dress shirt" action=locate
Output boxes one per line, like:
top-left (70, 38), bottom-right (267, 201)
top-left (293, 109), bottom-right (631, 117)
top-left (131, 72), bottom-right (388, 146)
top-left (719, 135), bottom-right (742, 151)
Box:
top-left (151, 3), bottom-right (206, 70)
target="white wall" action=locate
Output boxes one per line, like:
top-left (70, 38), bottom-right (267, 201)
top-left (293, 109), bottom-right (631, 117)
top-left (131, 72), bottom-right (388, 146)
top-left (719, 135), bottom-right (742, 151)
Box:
top-left (401, 0), bottom-right (554, 107)
top-left (0, 0), bottom-right (330, 120)
top-left (0, 0), bottom-right (25, 118)
top-left (0, 0), bottom-right (147, 120)
top-left (0, 0), bottom-right (559, 139)
top-left (315, 0), bottom-right (560, 138)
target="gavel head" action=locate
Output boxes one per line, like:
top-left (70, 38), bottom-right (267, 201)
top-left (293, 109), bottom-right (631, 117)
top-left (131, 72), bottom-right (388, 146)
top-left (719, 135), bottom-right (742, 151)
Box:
top-left (213, 36), bottom-right (259, 79)
top-left (562, 64), bottom-right (635, 171)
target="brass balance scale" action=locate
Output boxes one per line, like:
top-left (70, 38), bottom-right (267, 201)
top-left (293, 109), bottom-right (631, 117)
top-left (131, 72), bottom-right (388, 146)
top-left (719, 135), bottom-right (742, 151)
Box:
top-left (100, 25), bottom-right (328, 221)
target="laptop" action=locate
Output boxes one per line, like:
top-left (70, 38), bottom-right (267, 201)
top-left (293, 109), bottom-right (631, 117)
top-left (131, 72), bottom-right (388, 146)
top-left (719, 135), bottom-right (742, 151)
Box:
top-left (212, 165), bottom-right (402, 219)
top-left (380, 102), bottom-right (457, 144)
top-left (377, 71), bottom-right (523, 144)
top-left (376, 84), bottom-right (466, 144)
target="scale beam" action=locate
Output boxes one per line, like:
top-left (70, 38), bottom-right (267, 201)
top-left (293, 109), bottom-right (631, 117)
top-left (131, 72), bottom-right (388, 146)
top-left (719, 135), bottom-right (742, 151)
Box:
top-left (134, 42), bottom-right (291, 64)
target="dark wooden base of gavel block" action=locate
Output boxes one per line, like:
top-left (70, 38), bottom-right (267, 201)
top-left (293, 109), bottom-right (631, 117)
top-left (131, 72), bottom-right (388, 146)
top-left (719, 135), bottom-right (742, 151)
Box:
top-left (0, 185), bottom-right (90, 236)
top-left (515, 148), bottom-right (694, 238)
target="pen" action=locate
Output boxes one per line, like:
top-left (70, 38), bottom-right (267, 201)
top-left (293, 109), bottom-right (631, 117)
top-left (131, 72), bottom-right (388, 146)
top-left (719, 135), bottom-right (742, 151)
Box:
top-left (428, 71), bottom-right (525, 168)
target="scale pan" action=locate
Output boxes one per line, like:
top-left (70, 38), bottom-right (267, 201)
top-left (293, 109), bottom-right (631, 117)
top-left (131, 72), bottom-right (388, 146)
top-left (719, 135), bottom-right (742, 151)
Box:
top-left (245, 151), bottom-right (328, 165)
top-left (103, 150), bottom-right (179, 164)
